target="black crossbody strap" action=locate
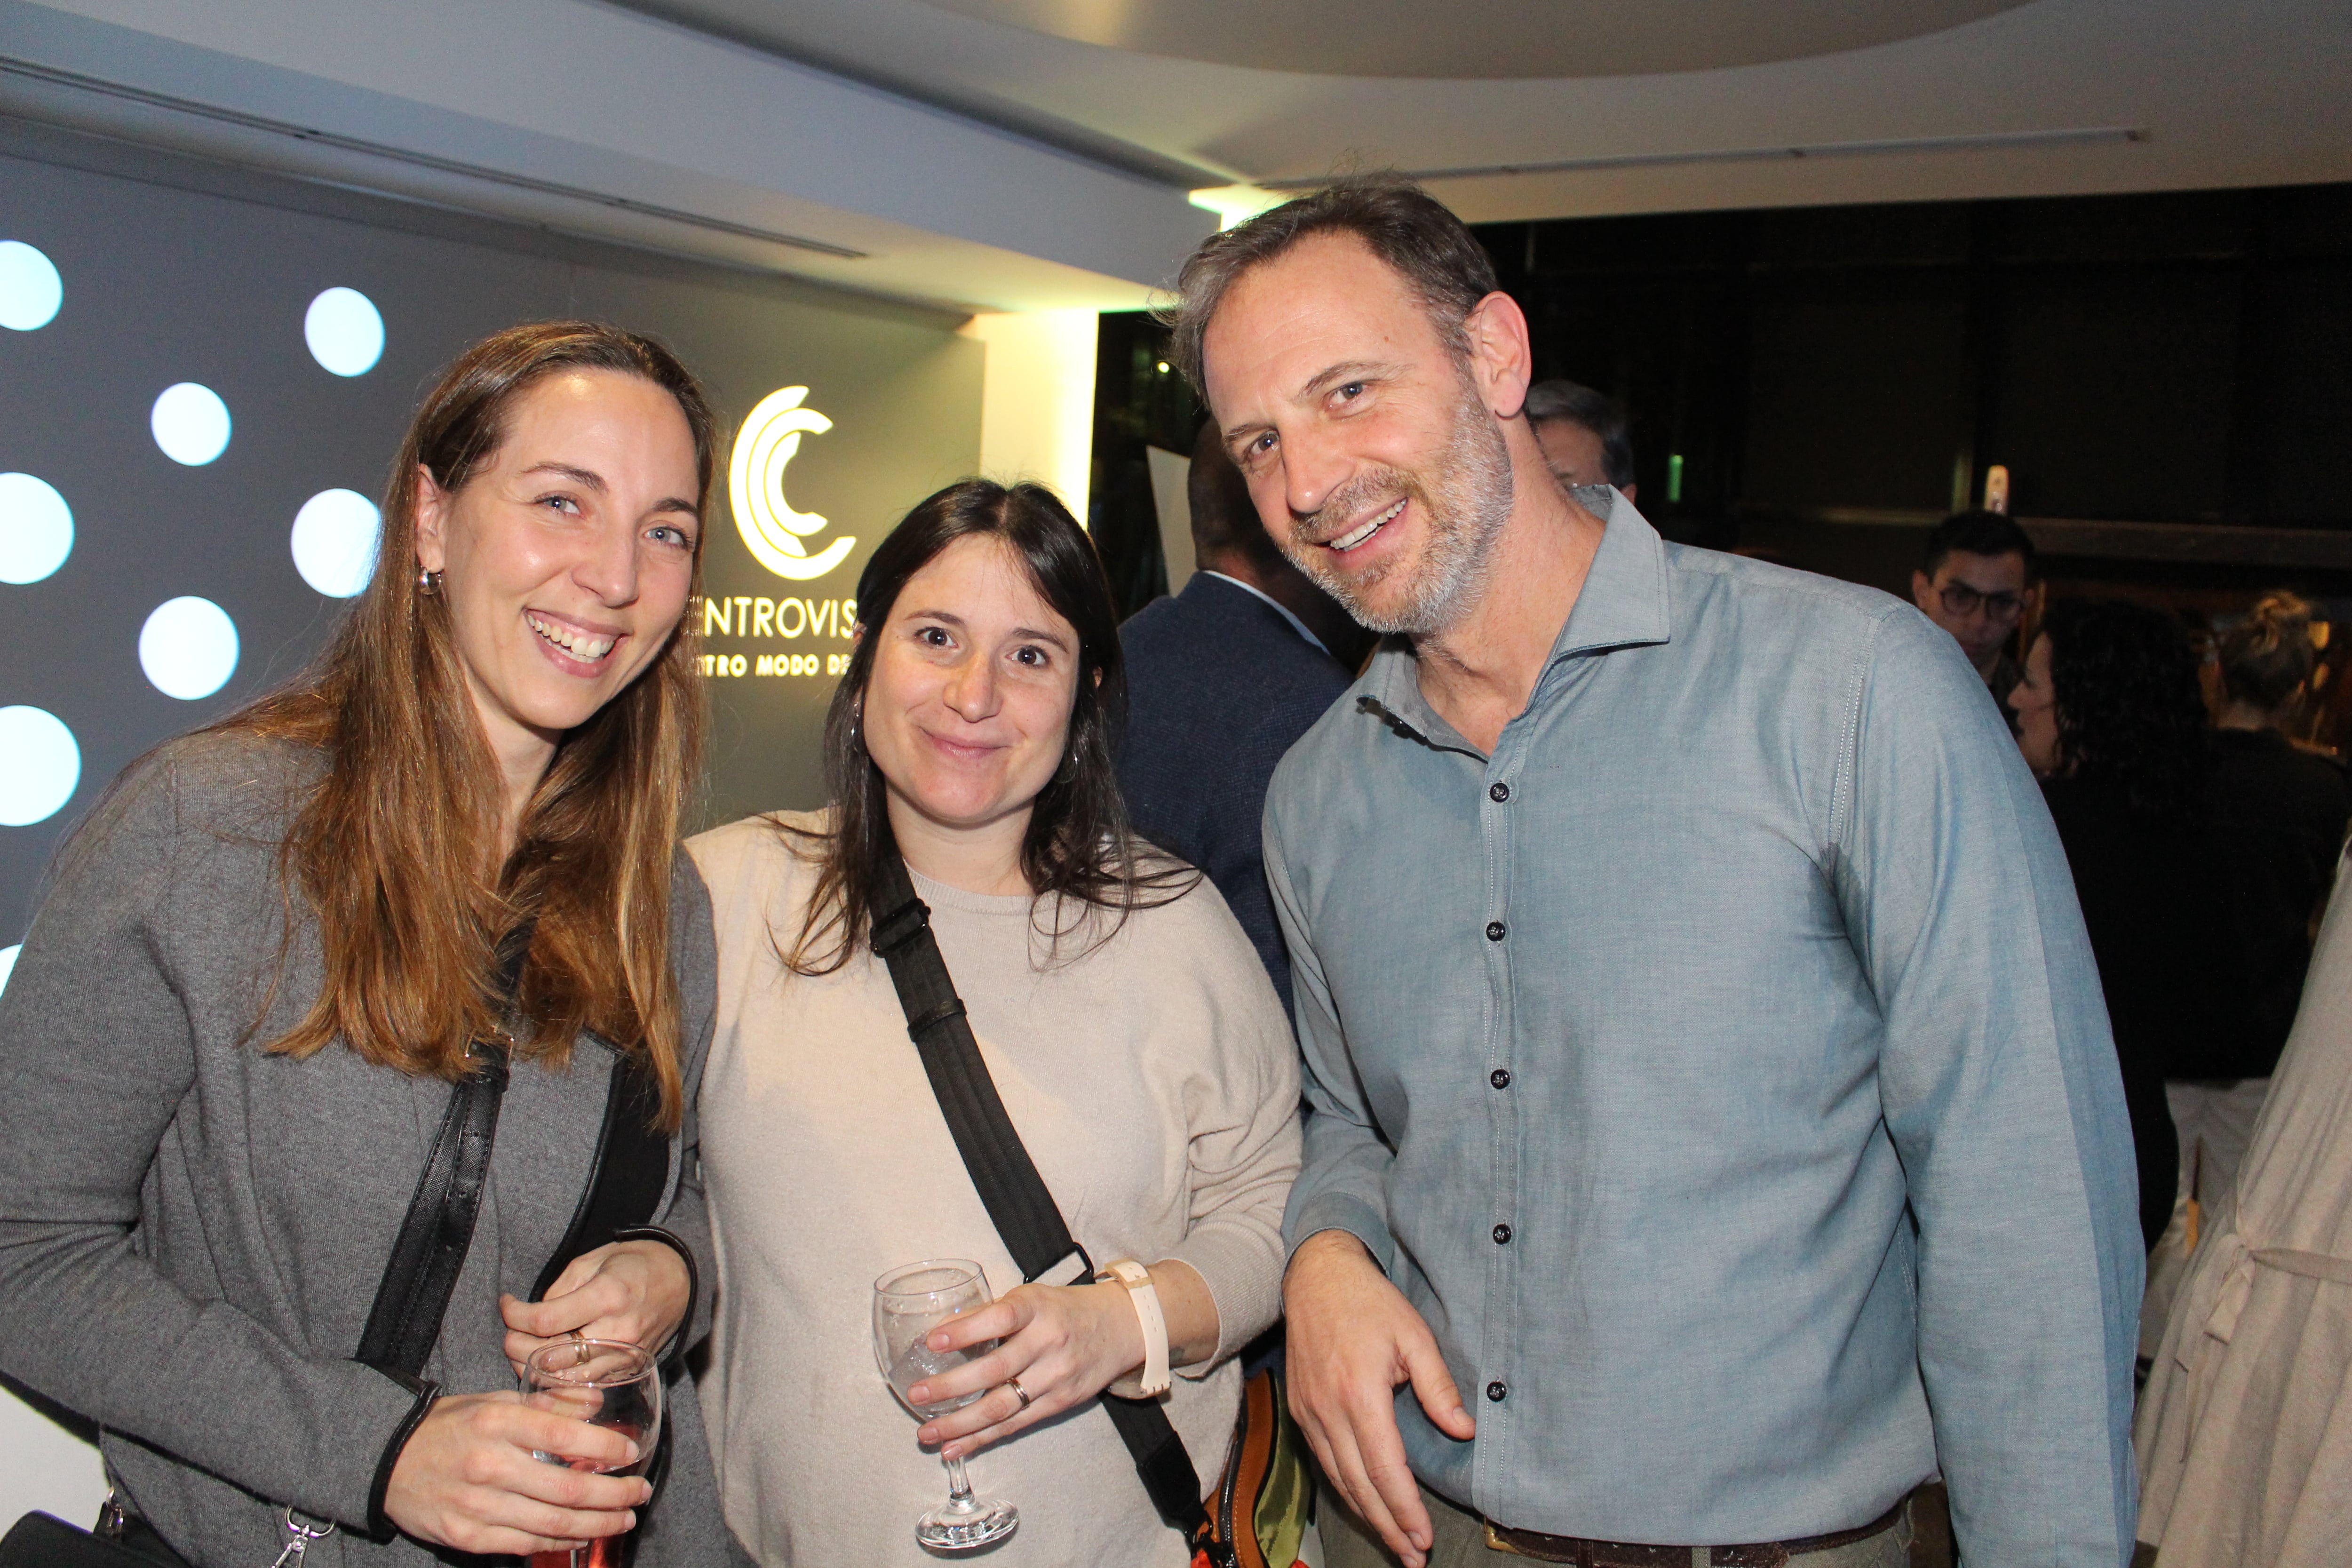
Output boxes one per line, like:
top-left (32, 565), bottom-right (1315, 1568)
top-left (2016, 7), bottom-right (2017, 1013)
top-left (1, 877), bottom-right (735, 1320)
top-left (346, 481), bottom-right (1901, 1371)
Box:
top-left (356, 922), bottom-right (534, 1378)
top-left (868, 846), bottom-right (1222, 1556)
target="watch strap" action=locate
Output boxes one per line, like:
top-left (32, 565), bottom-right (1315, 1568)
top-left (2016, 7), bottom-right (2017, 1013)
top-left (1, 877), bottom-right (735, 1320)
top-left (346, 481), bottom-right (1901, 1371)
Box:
top-left (1098, 1258), bottom-right (1172, 1397)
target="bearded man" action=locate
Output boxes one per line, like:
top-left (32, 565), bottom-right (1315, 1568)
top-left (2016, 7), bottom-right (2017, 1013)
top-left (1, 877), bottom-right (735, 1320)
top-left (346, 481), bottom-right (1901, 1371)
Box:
top-left (1169, 178), bottom-right (2142, 1568)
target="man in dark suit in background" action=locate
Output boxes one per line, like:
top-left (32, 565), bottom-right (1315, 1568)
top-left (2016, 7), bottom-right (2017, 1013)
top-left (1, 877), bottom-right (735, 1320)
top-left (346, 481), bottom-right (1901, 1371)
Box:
top-left (1120, 420), bottom-right (1375, 1009)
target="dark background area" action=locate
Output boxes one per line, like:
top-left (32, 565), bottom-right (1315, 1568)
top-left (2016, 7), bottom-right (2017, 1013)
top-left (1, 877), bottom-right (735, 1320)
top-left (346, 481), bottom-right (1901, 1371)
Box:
top-left (1088, 179), bottom-right (2352, 623)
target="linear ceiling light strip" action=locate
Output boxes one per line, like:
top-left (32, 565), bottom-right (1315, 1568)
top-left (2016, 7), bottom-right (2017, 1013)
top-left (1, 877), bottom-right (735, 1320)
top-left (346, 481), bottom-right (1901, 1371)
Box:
top-left (1262, 126), bottom-right (2148, 189)
top-left (0, 54), bottom-right (869, 260)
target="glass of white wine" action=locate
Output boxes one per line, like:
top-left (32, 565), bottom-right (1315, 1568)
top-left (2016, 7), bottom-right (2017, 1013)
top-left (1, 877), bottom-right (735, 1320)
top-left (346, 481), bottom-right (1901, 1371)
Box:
top-left (872, 1259), bottom-right (1020, 1552)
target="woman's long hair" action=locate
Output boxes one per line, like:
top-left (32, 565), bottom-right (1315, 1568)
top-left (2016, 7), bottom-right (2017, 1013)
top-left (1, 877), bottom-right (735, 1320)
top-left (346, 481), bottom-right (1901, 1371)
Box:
top-left (220, 321), bottom-right (715, 1129)
top-left (2044, 597), bottom-right (2210, 827)
top-left (782, 478), bottom-right (1193, 974)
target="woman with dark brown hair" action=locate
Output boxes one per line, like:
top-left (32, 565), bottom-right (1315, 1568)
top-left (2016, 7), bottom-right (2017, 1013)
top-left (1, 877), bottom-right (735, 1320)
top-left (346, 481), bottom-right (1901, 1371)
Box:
top-left (687, 479), bottom-right (1300, 1567)
top-left (0, 322), bottom-right (736, 1566)
top-left (2010, 598), bottom-right (2253, 1253)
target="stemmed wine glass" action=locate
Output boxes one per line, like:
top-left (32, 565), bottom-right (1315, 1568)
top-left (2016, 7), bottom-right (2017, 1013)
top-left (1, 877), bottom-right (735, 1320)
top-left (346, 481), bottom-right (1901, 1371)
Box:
top-left (519, 1338), bottom-right (664, 1568)
top-left (872, 1259), bottom-right (1020, 1552)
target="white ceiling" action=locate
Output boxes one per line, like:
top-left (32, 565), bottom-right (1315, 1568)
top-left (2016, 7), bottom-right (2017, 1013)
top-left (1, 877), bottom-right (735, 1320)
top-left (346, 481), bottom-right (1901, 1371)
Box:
top-left (620, 0), bottom-right (2352, 219)
top-left (913, 0), bottom-right (2037, 80)
top-left (1, 0), bottom-right (2344, 315)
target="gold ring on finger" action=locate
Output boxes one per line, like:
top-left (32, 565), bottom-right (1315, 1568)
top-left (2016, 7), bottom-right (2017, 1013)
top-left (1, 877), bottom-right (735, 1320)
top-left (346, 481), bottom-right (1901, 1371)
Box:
top-left (1007, 1377), bottom-right (1033, 1411)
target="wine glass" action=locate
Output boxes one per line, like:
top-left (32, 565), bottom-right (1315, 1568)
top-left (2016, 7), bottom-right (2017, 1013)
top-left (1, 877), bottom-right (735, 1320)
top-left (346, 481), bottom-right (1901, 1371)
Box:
top-left (519, 1338), bottom-right (664, 1568)
top-left (872, 1259), bottom-right (1020, 1552)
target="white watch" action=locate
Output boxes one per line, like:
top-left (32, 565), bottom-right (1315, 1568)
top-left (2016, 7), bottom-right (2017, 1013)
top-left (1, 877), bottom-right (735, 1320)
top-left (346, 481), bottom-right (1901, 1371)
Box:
top-left (1096, 1258), bottom-right (1172, 1397)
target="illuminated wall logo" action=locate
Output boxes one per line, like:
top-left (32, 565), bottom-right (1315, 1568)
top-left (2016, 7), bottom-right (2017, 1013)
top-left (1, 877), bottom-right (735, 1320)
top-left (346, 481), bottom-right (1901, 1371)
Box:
top-left (729, 385), bottom-right (852, 581)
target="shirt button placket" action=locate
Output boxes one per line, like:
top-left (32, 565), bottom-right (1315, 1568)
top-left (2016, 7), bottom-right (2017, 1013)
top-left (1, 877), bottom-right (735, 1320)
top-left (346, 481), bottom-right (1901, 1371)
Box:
top-left (1479, 753), bottom-right (1520, 1499)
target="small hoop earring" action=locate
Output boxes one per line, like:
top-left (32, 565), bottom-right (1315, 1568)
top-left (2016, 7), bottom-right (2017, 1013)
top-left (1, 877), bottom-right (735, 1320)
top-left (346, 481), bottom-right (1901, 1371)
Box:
top-left (416, 568), bottom-right (442, 597)
top-left (1054, 748), bottom-right (1079, 786)
top-left (847, 709), bottom-right (865, 753)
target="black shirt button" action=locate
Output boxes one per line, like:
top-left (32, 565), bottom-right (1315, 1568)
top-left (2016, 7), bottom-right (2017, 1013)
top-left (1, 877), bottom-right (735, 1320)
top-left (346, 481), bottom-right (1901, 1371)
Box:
top-left (1491, 1068), bottom-right (1511, 1089)
top-left (1486, 1381), bottom-right (1508, 1402)
top-left (1493, 1224), bottom-right (1512, 1245)
top-left (1486, 921), bottom-right (1506, 942)
top-left (1489, 781), bottom-right (1510, 803)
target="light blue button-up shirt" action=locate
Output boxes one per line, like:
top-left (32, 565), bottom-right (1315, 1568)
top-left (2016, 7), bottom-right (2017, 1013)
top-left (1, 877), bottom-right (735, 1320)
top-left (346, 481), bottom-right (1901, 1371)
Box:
top-left (1265, 494), bottom-right (2140, 1562)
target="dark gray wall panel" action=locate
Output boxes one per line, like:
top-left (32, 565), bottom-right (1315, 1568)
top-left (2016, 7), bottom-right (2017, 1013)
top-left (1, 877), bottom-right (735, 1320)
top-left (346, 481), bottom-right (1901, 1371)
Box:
top-left (0, 138), bottom-right (979, 948)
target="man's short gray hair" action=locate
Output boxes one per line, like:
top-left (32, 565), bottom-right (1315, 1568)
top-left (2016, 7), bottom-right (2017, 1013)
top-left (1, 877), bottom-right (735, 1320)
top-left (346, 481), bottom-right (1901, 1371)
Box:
top-left (1160, 175), bottom-right (1500, 398)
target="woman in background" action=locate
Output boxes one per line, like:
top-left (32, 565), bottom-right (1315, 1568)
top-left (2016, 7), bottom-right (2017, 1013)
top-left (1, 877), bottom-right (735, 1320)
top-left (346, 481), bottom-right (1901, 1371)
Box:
top-left (0, 323), bottom-right (733, 1566)
top-left (689, 478), bottom-right (1300, 1567)
top-left (2198, 592), bottom-right (2350, 1193)
top-left (2011, 598), bottom-right (2251, 1251)
top-left (2138, 592), bottom-right (2352, 1343)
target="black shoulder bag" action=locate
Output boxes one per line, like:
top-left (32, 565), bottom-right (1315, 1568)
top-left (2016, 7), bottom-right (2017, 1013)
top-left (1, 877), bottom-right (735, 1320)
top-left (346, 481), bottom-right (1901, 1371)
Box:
top-left (4, 922), bottom-right (676, 1568)
top-left (867, 850), bottom-right (1242, 1568)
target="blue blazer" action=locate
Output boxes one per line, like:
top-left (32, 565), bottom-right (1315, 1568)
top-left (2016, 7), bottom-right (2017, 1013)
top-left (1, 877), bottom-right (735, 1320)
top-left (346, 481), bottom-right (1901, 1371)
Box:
top-left (1117, 573), bottom-right (1355, 1011)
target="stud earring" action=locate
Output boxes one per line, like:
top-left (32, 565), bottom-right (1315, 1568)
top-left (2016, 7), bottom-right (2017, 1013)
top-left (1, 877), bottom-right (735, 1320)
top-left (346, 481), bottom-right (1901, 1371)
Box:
top-left (416, 568), bottom-right (442, 597)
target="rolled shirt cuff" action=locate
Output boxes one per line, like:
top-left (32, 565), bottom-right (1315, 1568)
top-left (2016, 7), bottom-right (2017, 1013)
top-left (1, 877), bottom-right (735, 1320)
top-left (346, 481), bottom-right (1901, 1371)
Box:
top-left (1283, 1194), bottom-right (1398, 1278)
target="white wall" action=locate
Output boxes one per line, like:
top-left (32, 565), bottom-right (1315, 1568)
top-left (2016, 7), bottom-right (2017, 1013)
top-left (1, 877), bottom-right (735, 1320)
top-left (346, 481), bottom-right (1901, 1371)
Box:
top-left (0, 1385), bottom-right (106, 1528)
top-left (960, 310), bottom-right (1099, 519)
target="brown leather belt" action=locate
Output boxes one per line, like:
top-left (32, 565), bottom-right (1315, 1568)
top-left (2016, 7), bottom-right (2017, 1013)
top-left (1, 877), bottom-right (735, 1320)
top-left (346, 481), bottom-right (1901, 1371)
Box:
top-left (1481, 1494), bottom-right (1908, 1567)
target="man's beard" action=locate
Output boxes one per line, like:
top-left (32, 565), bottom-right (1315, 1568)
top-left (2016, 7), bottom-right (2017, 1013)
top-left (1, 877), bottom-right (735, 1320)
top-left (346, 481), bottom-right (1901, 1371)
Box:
top-left (1282, 376), bottom-right (1516, 637)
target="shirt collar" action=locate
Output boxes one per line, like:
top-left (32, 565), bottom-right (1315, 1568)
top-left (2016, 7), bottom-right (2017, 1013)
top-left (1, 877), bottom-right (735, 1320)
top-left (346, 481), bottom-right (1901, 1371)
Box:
top-left (1361, 486), bottom-right (1673, 753)
top-left (1198, 570), bottom-right (1333, 657)
top-left (1547, 486), bottom-right (1672, 662)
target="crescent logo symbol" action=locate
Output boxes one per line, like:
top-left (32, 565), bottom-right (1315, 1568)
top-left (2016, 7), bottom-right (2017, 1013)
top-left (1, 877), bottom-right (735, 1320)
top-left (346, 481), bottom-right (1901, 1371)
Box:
top-left (729, 385), bottom-right (854, 581)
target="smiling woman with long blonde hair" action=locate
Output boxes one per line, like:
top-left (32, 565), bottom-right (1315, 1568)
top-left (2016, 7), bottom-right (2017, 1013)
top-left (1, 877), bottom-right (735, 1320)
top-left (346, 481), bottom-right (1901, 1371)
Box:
top-left (0, 321), bottom-right (739, 1568)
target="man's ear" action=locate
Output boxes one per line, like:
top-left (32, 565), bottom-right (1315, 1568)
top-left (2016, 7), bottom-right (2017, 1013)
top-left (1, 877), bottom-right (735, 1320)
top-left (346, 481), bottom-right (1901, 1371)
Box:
top-left (1464, 290), bottom-right (1534, 422)
top-left (1910, 570), bottom-right (1935, 613)
top-left (414, 465), bottom-right (452, 574)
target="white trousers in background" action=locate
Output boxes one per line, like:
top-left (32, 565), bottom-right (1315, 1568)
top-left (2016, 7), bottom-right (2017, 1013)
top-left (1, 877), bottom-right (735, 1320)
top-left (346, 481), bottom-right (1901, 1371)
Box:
top-left (2139, 1076), bottom-right (2274, 1360)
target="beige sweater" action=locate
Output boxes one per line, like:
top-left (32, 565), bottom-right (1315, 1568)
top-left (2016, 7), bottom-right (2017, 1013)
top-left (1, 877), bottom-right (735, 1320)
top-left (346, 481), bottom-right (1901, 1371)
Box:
top-left (687, 813), bottom-right (1302, 1568)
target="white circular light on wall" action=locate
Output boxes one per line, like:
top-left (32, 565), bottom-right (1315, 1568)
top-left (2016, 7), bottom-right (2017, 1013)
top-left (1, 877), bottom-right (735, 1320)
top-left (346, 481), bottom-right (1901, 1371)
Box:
top-left (139, 596), bottom-right (239, 700)
top-left (0, 705), bottom-right (80, 826)
top-left (304, 287), bottom-right (384, 376)
top-left (0, 472), bottom-right (72, 584)
top-left (151, 382), bottom-right (232, 466)
top-left (0, 239), bottom-right (62, 331)
top-left (0, 944), bottom-right (18, 998)
top-left (290, 487), bottom-right (380, 597)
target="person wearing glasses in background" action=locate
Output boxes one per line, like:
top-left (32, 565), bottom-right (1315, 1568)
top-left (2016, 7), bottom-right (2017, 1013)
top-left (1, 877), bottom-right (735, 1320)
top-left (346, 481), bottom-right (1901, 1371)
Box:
top-left (1912, 510), bottom-right (2038, 729)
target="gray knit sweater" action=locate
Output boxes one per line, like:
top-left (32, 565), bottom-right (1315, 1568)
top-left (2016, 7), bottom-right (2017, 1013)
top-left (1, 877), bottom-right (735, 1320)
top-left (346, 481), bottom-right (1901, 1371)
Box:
top-left (0, 732), bottom-right (736, 1567)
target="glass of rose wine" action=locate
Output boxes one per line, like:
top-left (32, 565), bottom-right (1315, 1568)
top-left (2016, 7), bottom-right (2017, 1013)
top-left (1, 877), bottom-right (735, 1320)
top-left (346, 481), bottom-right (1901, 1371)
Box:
top-left (520, 1337), bottom-right (663, 1568)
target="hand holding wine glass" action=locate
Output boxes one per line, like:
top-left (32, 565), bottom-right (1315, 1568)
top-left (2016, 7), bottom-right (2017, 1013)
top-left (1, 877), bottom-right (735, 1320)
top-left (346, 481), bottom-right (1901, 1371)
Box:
top-left (873, 1260), bottom-right (1020, 1552)
top-left (379, 1391), bottom-right (649, 1559)
top-left (518, 1338), bottom-right (665, 1568)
